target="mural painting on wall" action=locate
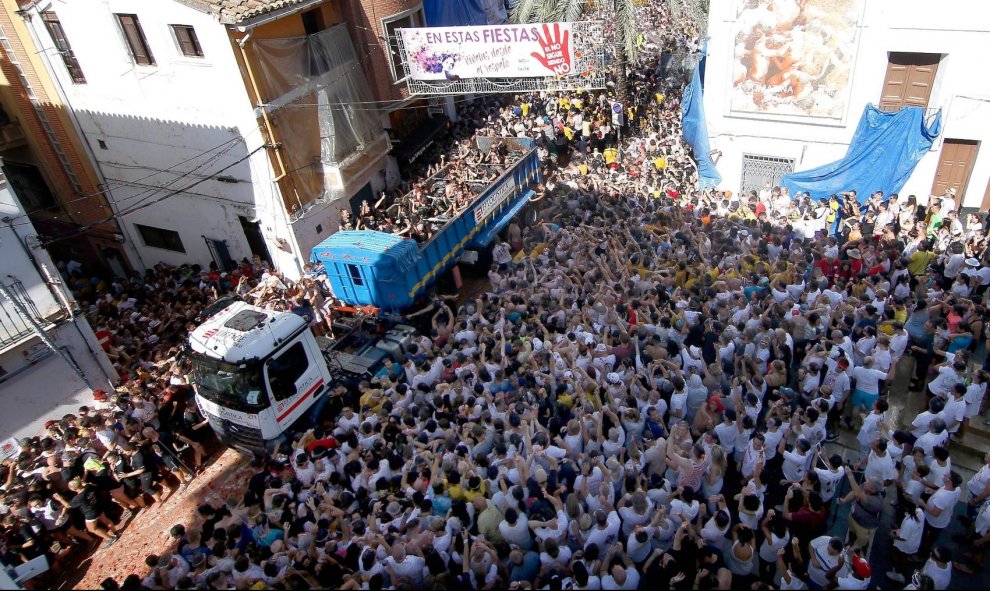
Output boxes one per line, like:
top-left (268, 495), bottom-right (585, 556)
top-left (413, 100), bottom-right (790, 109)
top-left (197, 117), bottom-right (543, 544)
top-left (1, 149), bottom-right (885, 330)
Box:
top-left (730, 0), bottom-right (863, 120)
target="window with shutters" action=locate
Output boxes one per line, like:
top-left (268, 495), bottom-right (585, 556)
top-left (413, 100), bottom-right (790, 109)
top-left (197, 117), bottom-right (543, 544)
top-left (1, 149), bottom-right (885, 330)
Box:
top-left (878, 52), bottom-right (940, 112)
top-left (170, 25), bottom-right (203, 58)
top-left (41, 12), bottom-right (86, 83)
top-left (116, 14), bottom-right (155, 66)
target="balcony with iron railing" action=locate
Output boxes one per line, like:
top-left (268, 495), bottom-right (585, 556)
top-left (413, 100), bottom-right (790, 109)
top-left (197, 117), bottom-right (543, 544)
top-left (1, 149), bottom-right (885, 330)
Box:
top-left (0, 278), bottom-right (52, 351)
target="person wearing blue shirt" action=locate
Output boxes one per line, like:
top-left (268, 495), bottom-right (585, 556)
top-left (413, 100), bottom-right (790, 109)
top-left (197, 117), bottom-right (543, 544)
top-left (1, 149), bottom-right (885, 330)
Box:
top-left (507, 550), bottom-right (541, 582)
top-left (251, 515), bottom-right (284, 548)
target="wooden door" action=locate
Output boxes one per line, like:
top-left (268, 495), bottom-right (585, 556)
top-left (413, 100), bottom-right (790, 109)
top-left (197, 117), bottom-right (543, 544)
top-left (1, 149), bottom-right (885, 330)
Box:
top-left (981, 176), bottom-right (990, 211)
top-left (932, 139), bottom-right (978, 202)
top-left (879, 53), bottom-right (940, 112)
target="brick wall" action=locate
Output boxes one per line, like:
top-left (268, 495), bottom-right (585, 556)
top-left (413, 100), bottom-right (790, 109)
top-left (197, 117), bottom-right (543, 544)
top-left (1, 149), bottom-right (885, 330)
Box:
top-left (341, 0), bottom-right (417, 105)
top-left (0, 4), bottom-right (113, 230)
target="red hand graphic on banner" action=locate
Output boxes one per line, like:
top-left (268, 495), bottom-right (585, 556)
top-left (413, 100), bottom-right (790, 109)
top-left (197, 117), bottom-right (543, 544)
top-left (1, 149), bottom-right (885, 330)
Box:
top-left (531, 23), bottom-right (572, 76)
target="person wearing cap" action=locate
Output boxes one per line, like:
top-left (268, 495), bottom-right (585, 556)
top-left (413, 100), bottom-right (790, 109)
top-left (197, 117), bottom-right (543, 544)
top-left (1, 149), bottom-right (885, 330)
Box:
top-left (833, 548), bottom-right (871, 590)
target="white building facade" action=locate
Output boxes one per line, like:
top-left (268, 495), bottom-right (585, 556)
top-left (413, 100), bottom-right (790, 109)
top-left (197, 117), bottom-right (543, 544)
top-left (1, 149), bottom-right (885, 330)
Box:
top-left (0, 166), bottom-right (118, 439)
top-left (18, 0), bottom-right (388, 278)
top-left (703, 0), bottom-right (990, 210)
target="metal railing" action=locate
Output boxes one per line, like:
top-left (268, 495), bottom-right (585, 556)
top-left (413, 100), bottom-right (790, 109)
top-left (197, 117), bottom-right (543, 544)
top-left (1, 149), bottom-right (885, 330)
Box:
top-left (0, 278), bottom-right (43, 349)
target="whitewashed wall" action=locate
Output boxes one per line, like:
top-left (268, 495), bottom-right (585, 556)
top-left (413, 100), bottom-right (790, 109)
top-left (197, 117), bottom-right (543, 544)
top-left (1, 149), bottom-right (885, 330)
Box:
top-left (22, 0), bottom-right (298, 272)
top-left (704, 0), bottom-right (990, 207)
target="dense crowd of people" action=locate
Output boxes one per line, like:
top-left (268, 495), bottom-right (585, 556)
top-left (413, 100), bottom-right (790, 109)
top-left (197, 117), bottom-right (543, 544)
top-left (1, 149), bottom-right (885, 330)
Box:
top-left (3, 1), bottom-right (990, 590)
top-left (342, 138), bottom-right (526, 243)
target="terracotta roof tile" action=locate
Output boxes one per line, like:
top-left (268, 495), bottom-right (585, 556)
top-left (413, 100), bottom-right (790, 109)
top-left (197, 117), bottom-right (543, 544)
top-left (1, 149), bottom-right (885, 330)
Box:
top-left (194, 0), bottom-right (316, 25)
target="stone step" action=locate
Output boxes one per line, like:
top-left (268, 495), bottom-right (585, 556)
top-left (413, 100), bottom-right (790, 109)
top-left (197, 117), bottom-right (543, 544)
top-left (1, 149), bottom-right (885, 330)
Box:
top-left (967, 418), bottom-right (990, 439)
top-left (951, 429), bottom-right (990, 466)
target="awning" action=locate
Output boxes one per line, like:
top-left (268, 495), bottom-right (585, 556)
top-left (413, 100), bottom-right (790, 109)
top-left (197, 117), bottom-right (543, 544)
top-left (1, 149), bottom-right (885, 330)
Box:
top-left (472, 190), bottom-right (535, 247)
top-left (392, 115), bottom-right (449, 165)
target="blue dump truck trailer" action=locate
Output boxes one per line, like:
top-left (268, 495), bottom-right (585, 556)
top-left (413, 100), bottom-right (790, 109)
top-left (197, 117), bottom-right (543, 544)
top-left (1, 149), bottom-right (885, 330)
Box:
top-left (311, 137), bottom-right (541, 311)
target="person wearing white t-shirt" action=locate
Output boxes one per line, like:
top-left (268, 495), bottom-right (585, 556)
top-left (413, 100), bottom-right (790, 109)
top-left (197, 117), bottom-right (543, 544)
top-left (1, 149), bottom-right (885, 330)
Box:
top-left (584, 510), bottom-right (621, 553)
top-left (781, 438), bottom-right (811, 483)
top-left (967, 452), bottom-right (990, 506)
top-left (836, 552), bottom-right (872, 590)
top-left (499, 508), bottom-right (533, 550)
top-left (923, 472), bottom-right (963, 553)
top-left (382, 545), bottom-right (426, 589)
top-left (887, 507), bottom-right (925, 584)
top-left (849, 357), bottom-right (886, 412)
top-left (806, 535), bottom-right (845, 588)
top-left (920, 547), bottom-right (953, 591)
top-left (813, 452), bottom-right (846, 503)
top-left (943, 384), bottom-right (967, 434)
top-left (599, 544), bottom-right (640, 590)
top-left (856, 399), bottom-right (888, 459)
top-left (863, 439), bottom-right (897, 486)
top-left (964, 372), bottom-right (989, 422)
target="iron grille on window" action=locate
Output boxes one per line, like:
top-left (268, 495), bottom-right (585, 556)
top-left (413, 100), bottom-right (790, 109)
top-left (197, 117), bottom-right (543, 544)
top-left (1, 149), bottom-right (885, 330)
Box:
top-left (740, 154), bottom-right (795, 195)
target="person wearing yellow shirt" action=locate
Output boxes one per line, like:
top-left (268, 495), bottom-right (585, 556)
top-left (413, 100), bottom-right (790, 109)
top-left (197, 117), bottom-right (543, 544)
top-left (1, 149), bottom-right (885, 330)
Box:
top-left (892, 302), bottom-right (908, 324)
top-left (655, 92), bottom-right (664, 106)
top-left (446, 472), bottom-right (468, 502)
top-left (577, 161), bottom-right (589, 176)
top-left (908, 243), bottom-right (936, 276)
top-left (521, 101), bottom-right (530, 117)
top-left (603, 146), bottom-right (618, 166)
top-left (562, 125), bottom-right (575, 141)
top-left (359, 387), bottom-right (386, 414)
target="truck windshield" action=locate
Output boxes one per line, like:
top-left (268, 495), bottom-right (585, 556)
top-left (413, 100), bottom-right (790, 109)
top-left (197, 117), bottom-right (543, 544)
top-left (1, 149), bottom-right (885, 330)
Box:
top-left (188, 354), bottom-right (268, 413)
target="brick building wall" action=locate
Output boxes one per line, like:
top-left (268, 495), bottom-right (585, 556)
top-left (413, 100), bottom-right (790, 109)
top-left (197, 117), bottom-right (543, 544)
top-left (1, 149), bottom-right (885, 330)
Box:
top-left (341, 0), bottom-right (417, 105)
top-left (0, 2), bottom-right (112, 229)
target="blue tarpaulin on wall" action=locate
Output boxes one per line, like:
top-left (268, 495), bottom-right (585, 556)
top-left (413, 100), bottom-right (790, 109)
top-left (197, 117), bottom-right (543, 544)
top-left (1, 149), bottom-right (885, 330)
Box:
top-left (424, 0), bottom-right (487, 27)
top-left (681, 58), bottom-right (721, 188)
top-left (781, 104), bottom-right (942, 202)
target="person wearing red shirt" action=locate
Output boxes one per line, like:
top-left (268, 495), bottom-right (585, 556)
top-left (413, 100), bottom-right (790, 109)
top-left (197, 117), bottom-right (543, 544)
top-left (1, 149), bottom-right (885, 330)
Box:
top-left (846, 248), bottom-right (864, 276)
top-left (783, 485), bottom-right (828, 547)
top-left (815, 256), bottom-right (837, 280)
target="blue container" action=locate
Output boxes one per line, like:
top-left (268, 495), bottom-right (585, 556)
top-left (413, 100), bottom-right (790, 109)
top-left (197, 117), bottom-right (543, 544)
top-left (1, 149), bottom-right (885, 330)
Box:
top-left (311, 137), bottom-right (541, 312)
top-left (311, 230), bottom-right (421, 311)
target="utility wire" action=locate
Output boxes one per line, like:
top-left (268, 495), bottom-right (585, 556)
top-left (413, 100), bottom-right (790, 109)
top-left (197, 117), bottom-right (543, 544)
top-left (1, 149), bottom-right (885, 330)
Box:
top-left (39, 144), bottom-right (269, 246)
top-left (12, 136), bottom-right (244, 220)
top-left (4, 139), bottom-right (247, 230)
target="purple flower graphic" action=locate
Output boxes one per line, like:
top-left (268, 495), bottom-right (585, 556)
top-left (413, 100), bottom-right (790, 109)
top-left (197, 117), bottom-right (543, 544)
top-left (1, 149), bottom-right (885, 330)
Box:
top-left (411, 46), bottom-right (459, 75)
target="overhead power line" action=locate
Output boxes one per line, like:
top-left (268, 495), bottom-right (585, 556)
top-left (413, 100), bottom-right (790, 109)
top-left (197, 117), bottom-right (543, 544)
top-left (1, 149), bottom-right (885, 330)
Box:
top-left (38, 144), bottom-right (269, 246)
